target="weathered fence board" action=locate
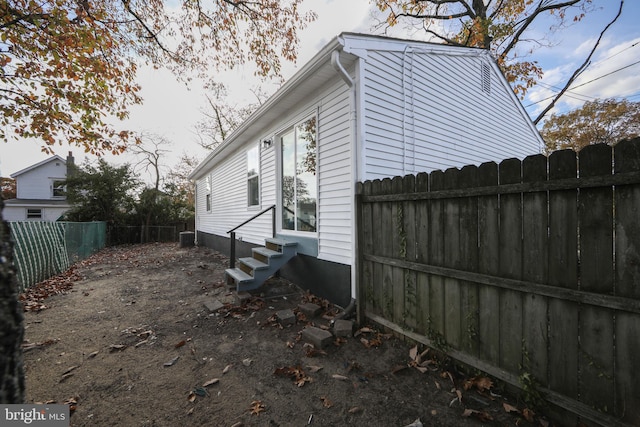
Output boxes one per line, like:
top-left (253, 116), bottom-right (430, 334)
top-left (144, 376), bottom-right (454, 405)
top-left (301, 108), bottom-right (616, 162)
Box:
top-left (477, 161), bottom-right (500, 366)
top-left (579, 144), bottom-right (616, 413)
top-left (458, 165), bottom-right (479, 356)
top-left (356, 138), bottom-right (640, 427)
top-left (498, 158), bottom-right (523, 375)
top-left (613, 141), bottom-right (640, 423)
top-left (522, 154), bottom-right (549, 387)
top-left (428, 170), bottom-right (445, 344)
top-left (547, 149), bottom-right (580, 407)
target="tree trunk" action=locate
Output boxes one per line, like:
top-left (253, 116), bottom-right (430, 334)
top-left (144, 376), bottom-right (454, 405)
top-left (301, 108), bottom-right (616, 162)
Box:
top-left (0, 198), bottom-right (25, 403)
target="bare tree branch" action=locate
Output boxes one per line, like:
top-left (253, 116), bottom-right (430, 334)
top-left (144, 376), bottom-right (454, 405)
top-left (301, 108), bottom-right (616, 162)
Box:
top-left (533, 0), bottom-right (624, 125)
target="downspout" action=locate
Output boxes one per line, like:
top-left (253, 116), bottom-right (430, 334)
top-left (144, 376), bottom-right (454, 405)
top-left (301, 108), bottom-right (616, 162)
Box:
top-left (193, 180), bottom-right (198, 245)
top-left (331, 48), bottom-right (358, 318)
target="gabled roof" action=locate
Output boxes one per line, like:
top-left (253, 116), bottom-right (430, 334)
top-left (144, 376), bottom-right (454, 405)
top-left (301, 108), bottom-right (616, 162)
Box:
top-left (188, 32), bottom-right (537, 180)
top-left (10, 155), bottom-right (66, 178)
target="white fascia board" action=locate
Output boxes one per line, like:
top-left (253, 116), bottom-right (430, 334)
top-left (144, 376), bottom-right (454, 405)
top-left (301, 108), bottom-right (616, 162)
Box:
top-left (484, 54), bottom-right (545, 151)
top-left (340, 32), bottom-right (486, 57)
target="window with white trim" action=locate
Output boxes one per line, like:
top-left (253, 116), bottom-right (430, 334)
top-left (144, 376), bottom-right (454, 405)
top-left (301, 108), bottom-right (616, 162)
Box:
top-left (52, 180), bottom-right (66, 198)
top-left (205, 174), bottom-right (212, 212)
top-left (247, 145), bottom-right (260, 207)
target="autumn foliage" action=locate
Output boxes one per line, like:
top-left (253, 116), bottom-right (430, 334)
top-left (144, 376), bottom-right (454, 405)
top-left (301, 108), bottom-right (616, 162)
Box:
top-left (0, 0), bottom-right (315, 154)
top-left (541, 98), bottom-right (640, 153)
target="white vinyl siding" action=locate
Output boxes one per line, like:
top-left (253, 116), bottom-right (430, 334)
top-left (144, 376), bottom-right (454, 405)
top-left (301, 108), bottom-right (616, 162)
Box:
top-left (210, 148), bottom-right (271, 244)
top-left (15, 159), bottom-right (66, 200)
top-left (316, 81), bottom-right (352, 264)
top-left (362, 50), bottom-right (539, 180)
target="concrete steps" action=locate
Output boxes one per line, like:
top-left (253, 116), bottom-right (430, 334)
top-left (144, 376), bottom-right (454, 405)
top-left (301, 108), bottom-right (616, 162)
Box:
top-left (225, 238), bottom-right (297, 292)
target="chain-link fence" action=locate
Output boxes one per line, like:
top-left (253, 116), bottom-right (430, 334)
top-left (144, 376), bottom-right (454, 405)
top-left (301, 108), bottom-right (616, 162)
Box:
top-left (9, 221), bottom-right (106, 292)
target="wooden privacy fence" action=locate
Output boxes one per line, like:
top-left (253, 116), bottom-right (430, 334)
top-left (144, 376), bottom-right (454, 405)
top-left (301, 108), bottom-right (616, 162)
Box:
top-left (356, 139), bottom-right (640, 427)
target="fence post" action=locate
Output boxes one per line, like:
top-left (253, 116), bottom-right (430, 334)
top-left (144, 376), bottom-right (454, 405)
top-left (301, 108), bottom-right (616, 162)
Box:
top-left (230, 231), bottom-right (236, 269)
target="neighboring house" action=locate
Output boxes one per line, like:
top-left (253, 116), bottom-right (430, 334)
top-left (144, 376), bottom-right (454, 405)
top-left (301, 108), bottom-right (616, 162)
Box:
top-left (2, 152), bottom-right (74, 222)
top-left (189, 33), bottom-right (544, 307)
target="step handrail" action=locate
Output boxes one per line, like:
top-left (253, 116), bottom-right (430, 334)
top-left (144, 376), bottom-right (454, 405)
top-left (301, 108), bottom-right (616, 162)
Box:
top-left (227, 204), bottom-right (276, 269)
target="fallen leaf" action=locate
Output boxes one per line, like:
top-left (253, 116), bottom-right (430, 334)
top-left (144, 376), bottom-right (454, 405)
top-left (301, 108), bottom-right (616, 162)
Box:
top-left (187, 391), bottom-right (196, 402)
top-left (87, 351), bottom-right (99, 358)
top-left (409, 345), bottom-right (418, 361)
top-left (304, 347), bottom-right (327, 357)
top-left (62, 366), bottom-right (79, 376)
top-left (464, 376), bottom-right (493, 392)
top-left (307, 365), bottom-right (323, 373)
top-left (175, 340), bottom-right (186, 348)
top-left (109, 344), bottom-right (126, 352)
top-left (503, 402), bottom-right (520, 414)
top-left (348, 406), bottom-right (363, 414)
top-left (186, 407), bottom-right (194, 415)
top-left (163, 356), bottom-right (179, 367)
top-left (242, 358), bottom-right (252, 367)
top-left (391, 364), bottom-right (409, 374)
top-left (462, 408), bottom-right (493, 421)
top-left (320, 396), bottom-right (333, 408)
top-left (203, 378), bottom-right (219, 387)
top-left (21, 339), bottom-right (58, 352)
top-left (354, 327), bottom-right (375, 337)
top-left (60, 373), bottom-right (74, 382)
top-left (249, 400), bottom-right (265, 415)
top-left (522, 408), bottom-right (535, 422)
top-left (274, 366), bottom-right (312, 387)
top-left (63, 397), bottom-right (77, 412)
top-left (223, 364), bottom-right (232, 374)
top-left (332, 374), bottom-right (348, 381)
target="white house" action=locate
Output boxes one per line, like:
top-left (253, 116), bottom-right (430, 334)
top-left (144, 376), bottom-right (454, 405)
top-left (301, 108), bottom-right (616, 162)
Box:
top-left (189, 33), bottom-right (544, 306)
top-left (2, 153), bottom-right (73, 222)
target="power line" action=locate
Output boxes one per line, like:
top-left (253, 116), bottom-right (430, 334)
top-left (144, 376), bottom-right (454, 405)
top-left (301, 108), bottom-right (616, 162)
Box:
top-left (524, 59), bottom-right (640, 107)
top-left (590, 41), bottom-right (640, 67)
top-left (535, 81), bottom-right (596, 102)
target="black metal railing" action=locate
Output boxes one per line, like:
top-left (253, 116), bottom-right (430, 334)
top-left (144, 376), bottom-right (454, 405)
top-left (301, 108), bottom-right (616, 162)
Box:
top-left (227, 205), bottom-right (276, 269)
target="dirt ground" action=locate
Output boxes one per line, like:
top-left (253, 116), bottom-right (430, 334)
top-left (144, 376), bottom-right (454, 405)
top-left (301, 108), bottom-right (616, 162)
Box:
top-left (20, 243), bottom-right (547, 426)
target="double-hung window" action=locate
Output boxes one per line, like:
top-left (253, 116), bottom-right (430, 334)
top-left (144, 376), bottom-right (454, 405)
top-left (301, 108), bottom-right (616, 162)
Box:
top-left (52, 180), bottom-right (66, 198)
top-left (247, 145), bottom-right (260, 207)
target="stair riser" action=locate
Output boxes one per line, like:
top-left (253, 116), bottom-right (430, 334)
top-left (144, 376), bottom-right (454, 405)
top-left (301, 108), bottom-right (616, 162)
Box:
top-left (225, 239), bottom-right (298, 292)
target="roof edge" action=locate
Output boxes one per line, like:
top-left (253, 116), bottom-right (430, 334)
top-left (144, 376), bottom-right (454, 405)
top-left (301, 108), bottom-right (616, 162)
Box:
top-left (188, 35), bottom-right (345, 181)
top-left (10, 155), bottom-right (66, 178)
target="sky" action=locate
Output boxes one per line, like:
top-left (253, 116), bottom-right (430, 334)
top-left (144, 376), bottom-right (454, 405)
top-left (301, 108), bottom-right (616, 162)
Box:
top-left (1, 0), bottom-right (639, 180)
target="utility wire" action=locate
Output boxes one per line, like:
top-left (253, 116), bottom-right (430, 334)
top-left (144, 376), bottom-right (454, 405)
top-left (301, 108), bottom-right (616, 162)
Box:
top-left (525, 59), bottom-right (640, 107)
